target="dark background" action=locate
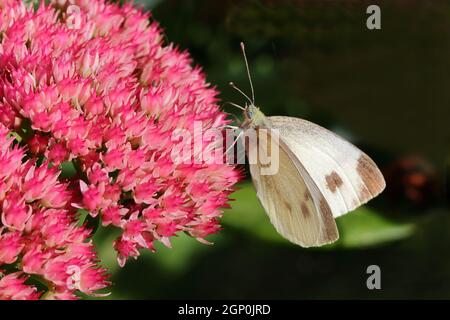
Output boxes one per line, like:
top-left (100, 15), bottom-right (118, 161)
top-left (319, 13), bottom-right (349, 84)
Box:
top-left (92, 0), bottom-right (450, 299)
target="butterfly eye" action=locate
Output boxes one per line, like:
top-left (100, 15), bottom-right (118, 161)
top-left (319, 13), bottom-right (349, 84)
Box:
top-left (247, 110), bottom-right (253, 118)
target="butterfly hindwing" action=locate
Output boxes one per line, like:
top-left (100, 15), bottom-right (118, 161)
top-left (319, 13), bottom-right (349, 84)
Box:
top-left (248, 128), bottom-right (339, 247)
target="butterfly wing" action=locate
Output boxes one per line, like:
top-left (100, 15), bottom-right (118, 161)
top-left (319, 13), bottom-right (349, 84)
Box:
top-left (269, 116), bottom-right (385, 218)
top-left (248, 128), bottom-right (339, 247)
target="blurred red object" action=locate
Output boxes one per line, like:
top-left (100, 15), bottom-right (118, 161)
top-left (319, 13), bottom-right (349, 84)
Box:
top-left (383, 156), bottom-right (439, 209)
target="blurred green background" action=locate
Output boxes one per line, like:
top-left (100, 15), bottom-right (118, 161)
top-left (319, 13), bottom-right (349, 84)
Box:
top-left (92, 0), bottom-right (450, 299)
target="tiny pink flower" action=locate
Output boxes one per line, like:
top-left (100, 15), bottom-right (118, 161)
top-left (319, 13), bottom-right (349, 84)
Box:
top-left (84, 96), bottom-right (104, 118)
top-left (0, 273), bottom-right (41, 300)
top-left (21, 247), bottom-right (49, 275)
top-left (79, 181), bottom-right (104, 214)
top-left (44, 290), bottom-right (78, 300)
top-left (114, 238), bottom-right (140, 267)
top-left (101, 146), bottom-right (127, 172)
top-left (78, 266), bottom-right (110, 296)
top-left (28, 133), bottom-right (49, 155)
top-left (46, 142), bottom-right (69, 165)
top-left (87, 164), bottom-right (110, 185)
top-left (102, 206), bottom-right (128, 227)
top-left (133, 179), bottom-right (159, 204)
top-left (67, 137), bottom-right (90, 157)
top-left (0, 231), bottom-right (23, 265)
top-left (156, 220), bottom-right (178, 238)
top-left (122, 212), bottom-right (147, 247)
top-left (1, 191), bottom-right (32, 231)
top-left (103, 184), bottom-right (121, 204)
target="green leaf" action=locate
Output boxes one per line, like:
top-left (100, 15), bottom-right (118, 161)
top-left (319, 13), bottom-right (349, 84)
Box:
top-left (334, 207), bottom-right (415, 249)
top-left (85, 214), bottom-right (101, 233)
top-left (76, 209), bottom-right (90, 227)
top-left (149, 232), bottom-right (223, 275)
top-left (59, 161), bottom-right (77, 179)
top-left (223, 182), bottom-right (415, 248)
top-left (24, 0), bottom-right (40, 10)
top-left (222, 182), bottom-right (292, 244)
top-left (77, 208), bottom-right (101, 235)
top-left (7, 131), bottom-right (22, 143)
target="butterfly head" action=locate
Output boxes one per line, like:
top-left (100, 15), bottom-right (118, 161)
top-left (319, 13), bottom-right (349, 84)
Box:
top-left (244, 104), bottom-right (256, 120)
top-left (243, 104), bottom-right (269, 129)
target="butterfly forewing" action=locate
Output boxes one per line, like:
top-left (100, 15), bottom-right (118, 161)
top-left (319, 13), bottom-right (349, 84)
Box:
top-left (248, 128), bottom-right (339, 247)
top-left (269, 116), bottom-right (386, 218)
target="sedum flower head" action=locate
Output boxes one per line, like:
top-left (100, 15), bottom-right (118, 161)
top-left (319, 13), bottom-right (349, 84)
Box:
top-left (0, 0), bottom-right (240, 293)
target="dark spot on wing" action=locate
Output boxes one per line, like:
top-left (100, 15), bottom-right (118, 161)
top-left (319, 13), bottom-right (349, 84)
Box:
top-left (356, 153), bottom-right (386, 202)
top-left (284, 201), bottom-right (292, 212)
top-left (300, 202), bottom-right (310, 218)
top-left (325, 171), bottom-right (343, 193)
top-left (319, 197), bottom-right (339, 244)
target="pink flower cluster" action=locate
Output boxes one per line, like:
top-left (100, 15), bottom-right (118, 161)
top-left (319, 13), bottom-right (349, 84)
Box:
top-left (0, 124), bottom-right (109, 299)
top-left (0, 0), bottom-right (239, 299)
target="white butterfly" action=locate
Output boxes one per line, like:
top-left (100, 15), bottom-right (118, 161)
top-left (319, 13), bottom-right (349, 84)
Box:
top-left (230, 43), bottom-right (386, 247)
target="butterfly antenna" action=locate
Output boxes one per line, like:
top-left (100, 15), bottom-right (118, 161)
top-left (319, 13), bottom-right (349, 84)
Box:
top-left (240, 42), bottom-right (255, 104)
top-left (223, 101), bottom-right (246, 111)
top-left (229, 82), bottom-right (252, 105)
